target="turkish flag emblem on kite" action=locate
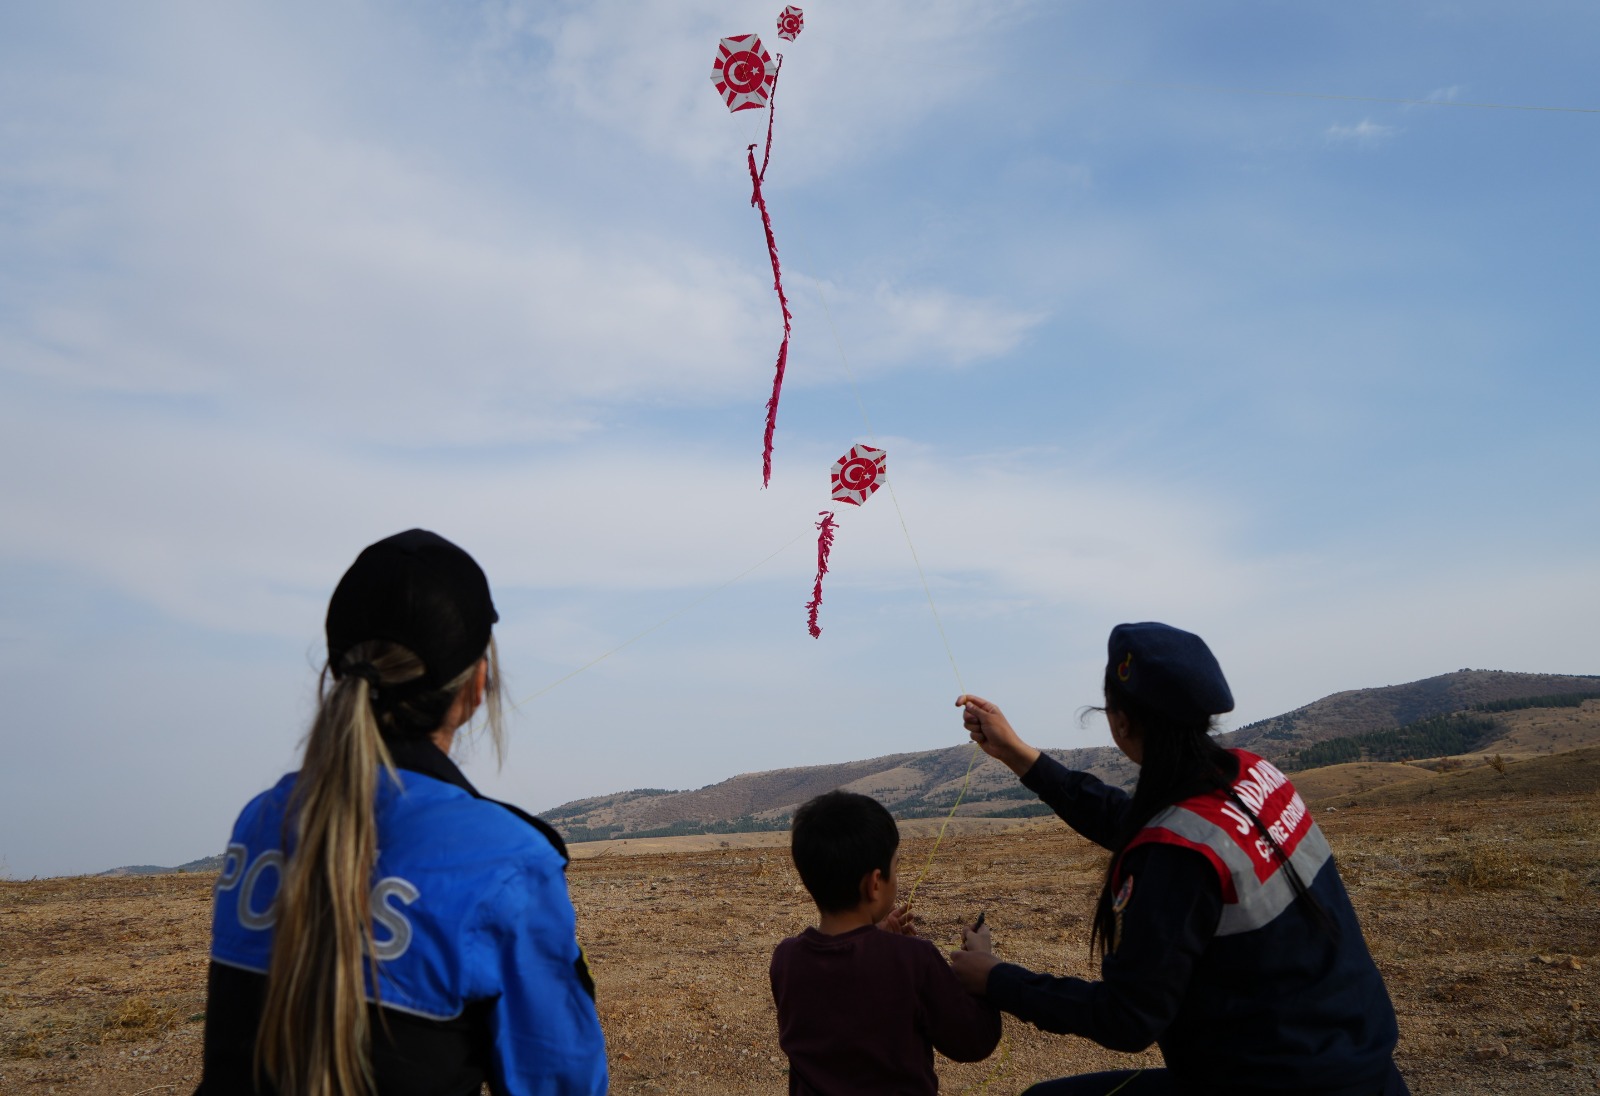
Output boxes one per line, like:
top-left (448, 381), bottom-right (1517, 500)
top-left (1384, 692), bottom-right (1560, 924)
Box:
top-left (710, 34), bottom-right (778, 113)
top-left (809, 445), bottom-right (887, 637)
top-left (831, 444), bottom-right (887, 506)
top-left (776, 6), bottom-right (805, 42)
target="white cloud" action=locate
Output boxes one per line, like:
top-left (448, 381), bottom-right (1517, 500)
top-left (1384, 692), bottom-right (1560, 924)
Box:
top-left (1324, 119), bottom-right (1398, 147)
top-left (475, 0), bottom-right (1041, 179)
top-left (0, 3), bottom-right (1044, 447)
top-left (787, 276), bottom-right (1047, 381)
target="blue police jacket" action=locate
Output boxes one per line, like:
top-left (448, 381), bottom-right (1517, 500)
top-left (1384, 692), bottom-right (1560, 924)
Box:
top-left (205, 739), bottom-right (608, 1095)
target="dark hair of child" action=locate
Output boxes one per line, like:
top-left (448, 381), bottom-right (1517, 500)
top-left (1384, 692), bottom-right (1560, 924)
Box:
top-left (790, 791), bottom-right (899, 913)
top-left (1089, 669), bottom-right (1336, 956)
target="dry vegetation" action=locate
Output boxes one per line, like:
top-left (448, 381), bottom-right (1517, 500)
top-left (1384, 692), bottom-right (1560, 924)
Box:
top-left (4, 770), bottom-right (1599, 1095)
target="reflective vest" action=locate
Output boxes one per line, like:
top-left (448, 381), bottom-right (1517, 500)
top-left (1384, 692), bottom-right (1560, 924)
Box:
top-left (1116, 749), bottom-right (1398, 1088)
top-left (1120, 749), bottom-right (1330, 936)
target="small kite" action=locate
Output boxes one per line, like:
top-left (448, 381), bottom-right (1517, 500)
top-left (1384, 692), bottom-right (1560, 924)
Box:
top-left (709, 34), bottom-right (778, 113)
top-left (776, 6), bottom-right (805, 42)
top-left (807, 445), bottom-right (888, 637)
top-left (831, 444), bottom-right (887, 506)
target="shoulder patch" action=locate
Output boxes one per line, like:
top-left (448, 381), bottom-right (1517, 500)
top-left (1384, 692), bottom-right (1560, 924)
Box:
top-left (1112, 875), bottom-right (1135, 913)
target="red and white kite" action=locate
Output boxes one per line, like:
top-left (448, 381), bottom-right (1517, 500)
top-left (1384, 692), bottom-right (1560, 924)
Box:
top-left (710, 34), bottom-right (778, 113)
top-left (831, 444), bottom-right (887, 506)
top-left (776, 6), bottom-right (805, 42)
top-left (711, 30), bottom-right (790, 486)
top-left (808, 445), bottom-right (888, 637)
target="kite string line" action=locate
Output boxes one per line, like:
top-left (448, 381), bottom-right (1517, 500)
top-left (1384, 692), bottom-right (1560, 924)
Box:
top-left (784, 223), bottom-right (977, 908)
top-left (1067, 76), bottom-right (1600, 115)
top-left (514, 527), bottom-right (810, 707)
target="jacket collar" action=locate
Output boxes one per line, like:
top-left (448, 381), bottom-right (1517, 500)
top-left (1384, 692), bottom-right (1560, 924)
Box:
top-left (383, 736), bottom-right (570, 865)
top-left (385, 735), bottom-right (480, 797)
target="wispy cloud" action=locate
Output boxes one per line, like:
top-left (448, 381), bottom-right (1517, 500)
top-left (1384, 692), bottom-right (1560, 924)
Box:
top-left (1324, 119), bottom-right (1398, 147)
top-left (0, 4), bottom-right (1042, 448)
top-left (473, 0), bottom-right (1041, 179)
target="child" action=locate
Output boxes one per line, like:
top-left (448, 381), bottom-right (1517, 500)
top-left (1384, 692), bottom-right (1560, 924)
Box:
top-left (770, 790), bottom-right (1002, 1095)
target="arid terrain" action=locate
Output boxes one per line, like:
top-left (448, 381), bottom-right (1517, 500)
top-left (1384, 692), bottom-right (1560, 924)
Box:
top-left (3, 754), bottom-right (1598, 1095)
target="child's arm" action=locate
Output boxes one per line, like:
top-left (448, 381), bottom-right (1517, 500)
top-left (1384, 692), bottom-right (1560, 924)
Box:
top-left (919, 929), bottom-right (1003, 1063)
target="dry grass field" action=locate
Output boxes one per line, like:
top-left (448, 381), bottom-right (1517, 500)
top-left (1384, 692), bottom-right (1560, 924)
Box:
top-left (3, 776), bottom-right (1598, 1093)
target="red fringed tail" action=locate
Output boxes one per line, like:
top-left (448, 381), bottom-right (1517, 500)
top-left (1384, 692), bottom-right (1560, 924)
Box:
top-left (805, 510), bottom-right (836, 638)
top-left (748, 56), bottom-right (790, 488)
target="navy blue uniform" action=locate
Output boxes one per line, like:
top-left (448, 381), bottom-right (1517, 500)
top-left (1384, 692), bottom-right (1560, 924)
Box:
top-left (986, 751), bottom-right (1403, 1096)
top-left (197, 739), bottom-right (607, 1095)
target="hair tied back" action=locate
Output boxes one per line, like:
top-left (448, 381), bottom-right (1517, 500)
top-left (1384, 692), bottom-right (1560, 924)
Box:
top-left (343, 660), bottom-right (383, 697)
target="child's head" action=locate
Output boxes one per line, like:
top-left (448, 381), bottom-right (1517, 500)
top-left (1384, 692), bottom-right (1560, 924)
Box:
top-left (791, 790), bottom-right (900, 914)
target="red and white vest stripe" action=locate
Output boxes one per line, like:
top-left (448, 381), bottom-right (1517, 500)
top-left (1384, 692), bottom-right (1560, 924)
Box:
top-left (1120, 750), bottom-right (1331, 936)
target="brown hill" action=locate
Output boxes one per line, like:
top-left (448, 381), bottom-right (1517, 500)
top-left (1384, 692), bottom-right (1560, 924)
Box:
top-left (1477, 700), bottom-right (1600, 758)
top-left (540, 670), bottom-right (1597, 843)
top-left (1291, 761), bottom-right (1436, 805)
top-left (1334, 744), bottom-right (1600, 808)
top-left (1222, 670), bottom-right (1599, 757)
top-left (543, 744), bottom-right (1136, 841)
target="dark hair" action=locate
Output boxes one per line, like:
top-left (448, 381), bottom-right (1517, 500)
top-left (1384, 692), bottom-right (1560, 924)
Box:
top-left (1089, 670), bottom-right (1335, 956)
top-left (790, 791), bottom-right (899, 913)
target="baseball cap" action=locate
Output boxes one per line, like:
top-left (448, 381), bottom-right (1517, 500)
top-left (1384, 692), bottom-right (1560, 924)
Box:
top-left (325, 529), bottom-right (498, 701)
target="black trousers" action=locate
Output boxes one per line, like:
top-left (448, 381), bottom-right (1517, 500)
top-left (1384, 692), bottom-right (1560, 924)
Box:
top-left (1022, 1061), bottom-right (1411, 1096)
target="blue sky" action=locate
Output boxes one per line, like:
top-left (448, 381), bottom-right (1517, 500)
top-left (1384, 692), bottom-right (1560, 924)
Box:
top-left (2, 1), bottom-right (1596, 877)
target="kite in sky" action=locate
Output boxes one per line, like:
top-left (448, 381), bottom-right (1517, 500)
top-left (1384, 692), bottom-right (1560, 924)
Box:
top-left (807, 444), bottom-right (888, 637)
top-left (776, 6), bottom-right (805, 42)
top-left (830, 444), bottom-right (887, 506)
top-left (709, 34), bottom-right (778, 112)
top-left (710, 29), bottom-right (792, 488)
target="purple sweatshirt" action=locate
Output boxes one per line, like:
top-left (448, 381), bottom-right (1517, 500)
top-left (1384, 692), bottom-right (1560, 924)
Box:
top-left (770, 925), bottom-right (1002, 1095)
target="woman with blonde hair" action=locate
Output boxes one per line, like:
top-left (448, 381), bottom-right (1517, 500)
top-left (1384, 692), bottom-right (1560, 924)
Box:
top-left (196, 529), bottom-right (606, 1095)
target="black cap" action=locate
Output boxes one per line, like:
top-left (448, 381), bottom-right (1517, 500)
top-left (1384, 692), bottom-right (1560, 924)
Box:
top-left (325, 529), bottom-right (498, 700)
top-left (1107, 622), bottom-right (1234, 716)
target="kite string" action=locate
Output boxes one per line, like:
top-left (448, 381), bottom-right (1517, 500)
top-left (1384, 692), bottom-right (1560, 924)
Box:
top-left (784, 224), bottom-right (979, 908)
top-left (514, 527), bottom-right (810, 707)
top-left (1066, 76), bottom-right (1600, 115)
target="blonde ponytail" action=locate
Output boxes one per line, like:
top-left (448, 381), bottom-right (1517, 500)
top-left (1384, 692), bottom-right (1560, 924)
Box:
top-left (256, 639), bottom-right (504, 1096)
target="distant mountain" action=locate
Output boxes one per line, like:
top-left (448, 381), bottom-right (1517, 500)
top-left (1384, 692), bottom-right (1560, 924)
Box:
top-left (1221, 670), bottom-right (1600, 757)
top-left (98, 853), bottom-right (225, 878)
top-left (99, 670), bottom-right (1600, 867)
top-left (543, 744), bottom-right (1138, 843)
top-left (544, 669), bottom-right (1599, 842)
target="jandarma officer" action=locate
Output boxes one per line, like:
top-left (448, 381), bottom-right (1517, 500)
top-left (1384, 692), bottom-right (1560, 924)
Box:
top-left (949, 623), bottom-right (1410, 1096)
top-left (196, 529), bottom-right (607, 1095)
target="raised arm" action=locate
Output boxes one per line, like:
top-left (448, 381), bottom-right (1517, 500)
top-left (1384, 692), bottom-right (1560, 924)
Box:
top-left (957, 695), bottom-right (1132, 849)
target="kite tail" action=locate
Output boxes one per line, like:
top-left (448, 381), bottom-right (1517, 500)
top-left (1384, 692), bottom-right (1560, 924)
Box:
top-left (759, 55), bottom-right (783, 182)
top-left (748, 141), bottom-right (793, 488)
top-left (806, 511), bottom-right (837, 638)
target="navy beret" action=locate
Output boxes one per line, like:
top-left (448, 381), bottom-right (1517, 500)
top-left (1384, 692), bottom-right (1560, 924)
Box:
top-left (1107, 622), bottom-right (1234, 716)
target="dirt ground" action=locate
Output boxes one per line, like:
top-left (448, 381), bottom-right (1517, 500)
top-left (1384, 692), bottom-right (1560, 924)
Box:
top-left (3, 794), bottom-right (1597, 1095)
